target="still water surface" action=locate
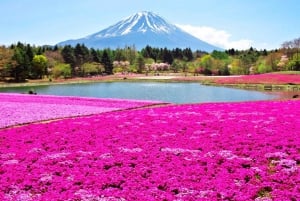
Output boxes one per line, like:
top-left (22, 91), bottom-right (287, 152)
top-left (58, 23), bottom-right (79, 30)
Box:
top-left (0, 82), bottom-right (277, 103)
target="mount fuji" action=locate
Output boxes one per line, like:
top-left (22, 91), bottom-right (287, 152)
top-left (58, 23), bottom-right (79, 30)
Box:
top-left (57, 11), bottom-right (221, 52)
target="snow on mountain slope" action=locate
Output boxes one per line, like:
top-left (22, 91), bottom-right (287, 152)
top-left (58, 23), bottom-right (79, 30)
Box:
top-left (90, 11), bottom-right (176, 38)
top-left (58, 11), bottom-right (222, 52)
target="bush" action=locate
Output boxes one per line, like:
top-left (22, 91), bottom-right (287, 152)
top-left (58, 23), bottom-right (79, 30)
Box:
top-left (52, 63), bottom-right (71, 79)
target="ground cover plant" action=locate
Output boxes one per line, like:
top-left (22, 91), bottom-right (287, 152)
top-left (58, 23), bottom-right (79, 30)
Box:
top-left (171, 73), bottom-right (300, 86)
top-left (212, 73), bottom-right (300, 85)
top-left (0, 98), bottom-right (299, 200)
top-left (0, 93), bottom-right (163, 128)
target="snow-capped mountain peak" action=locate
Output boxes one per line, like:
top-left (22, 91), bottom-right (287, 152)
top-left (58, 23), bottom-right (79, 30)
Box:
top-left (57, 11), bottom-right (222, 51)
top-left (92, 11), bottom-right (176, 38)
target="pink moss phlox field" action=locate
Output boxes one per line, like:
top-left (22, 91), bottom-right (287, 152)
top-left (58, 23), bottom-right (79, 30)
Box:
top-left (0, 93), bottom-right (163, 128)
top-left (0, 100), bottom-right (300, 200)
top-left (214, 73), bottom-right (300, 85)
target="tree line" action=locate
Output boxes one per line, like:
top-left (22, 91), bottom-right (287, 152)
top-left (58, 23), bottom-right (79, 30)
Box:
top-left (0, 38), bottom-right (299, 82)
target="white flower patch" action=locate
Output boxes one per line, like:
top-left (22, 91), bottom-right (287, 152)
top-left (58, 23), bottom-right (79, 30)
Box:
top-left (99, 153), bottom-right (113, 159)
top-left (119, 147), bottom-right (143, 153)
top-left (3, 185), bottom-right (40, 201)
top-left (234, 179), bottom-right (243, 187)
top-left (218, 150), bottom-right (237, 160)
top-left (42, 152), bottom-right (70, 160)
top-left (28, 147), bottom-right (44, 153)
top-left (254, 197), bottom-right (273, 201)
top-left (193, 130), bottom-right (206, 135)
top-left (152, 120), bottom-right (168, 124)
top-left (265, 152), bottom-right (288, 160)
top-left (161, 132), bottom-right (176, 137)
top-left (174, 187), bottom-right (214, 199)
top-left (40, 173), bottom-right (53, 182)
top-left (5, 192), bottom-right (35, 201)
top-left (74, 189), bottom-right (96, 201)
top-left (275, 159), bottom-right (298, 174)
top-left (58, 160), bottom-right (74, 166)
top-left (277, 159), bottom-right (297, 168)
top-left (77, 150), bottom-right (94, 156)
top-left (251, 167), bottom-right (262, 172)
top-left (74, 190), bottom-right (126, 201)
top-left (160, 147), bottom-right (200, 155)
top-left (3, 159), bottom-right (19, 165)
top-left (210, 132), bottom-right (220, 137)
top-left (98, 196), bottom-right (126, 201)
top-left (0, 152), bottom-right (16, 160)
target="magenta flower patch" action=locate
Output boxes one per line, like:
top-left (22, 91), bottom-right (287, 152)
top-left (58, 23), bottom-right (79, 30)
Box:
top-left (0, 93), bottom-right (164, 128)
top-left (0, 99), bottom-right (299, 200)
top-left (214, 73), bottom-right (300, 85)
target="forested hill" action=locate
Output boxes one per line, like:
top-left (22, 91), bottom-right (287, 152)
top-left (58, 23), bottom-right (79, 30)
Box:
top-left (0, 37), bottom-right (299, 82)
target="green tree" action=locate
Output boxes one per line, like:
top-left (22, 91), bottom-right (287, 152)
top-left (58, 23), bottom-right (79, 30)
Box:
top-left (141, 45), bottom-right (152, 58)
top-left (136, 55), bottom-right (145, 73)
top-left (229, 59), bottom-right (244, 75)
top-left (25, 44), bottom-right (34, 77)
top-left (0, 46), bottom-right (15, 80)
top-left (44, 50), bottom-right (64, 68)
top-left (81, 62), bottom-right (103, 76)
top-left (114, 48), bottom-right (126, 61)
top-left (172, 48), bottom-right (183, 60)
top-left (32, 55), bottom-right (48, 79)
top-left (211, 50), bottom-right (229, 60)
top-left (124, 45), bottom-right (137, 64)
top-left (11, 43), bottom-right (30, 81)
top-left (52, 63), bottom-right (71, 79)
top-left (101, 50), bottom-right (113, 74)
top-left (182, 62), bottom-right (188, 76)
top-left (183, 48), bottom-right (193, 61)
top-left (74, 43), bottom-right (90, 68)
top-left (61, 45), bottom-right (76, 75)
top-left (171, 59), bottom-right (181, 73)
top-left (162, 48), bottom-right (174, 64)
top-left (151, 47), bottom-right (160, 62)
top-left (200, 55), bottom-right (213, 71)
top-left (234, 48), bottom-right (260, 74)
top-left (265, 52), bottom-right (282, 71)
top-left (257, 61), bottom-right (272, 74)
top-left (141, 45), bottom-right (160, 62)
top-left (90, 48), bottom-right (100, 63)
top-left (287, 53), bottom-right (300, 71)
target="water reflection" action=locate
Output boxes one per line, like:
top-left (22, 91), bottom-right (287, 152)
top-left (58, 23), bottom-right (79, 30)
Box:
top-left (0, 82), bottom-right (277, 103)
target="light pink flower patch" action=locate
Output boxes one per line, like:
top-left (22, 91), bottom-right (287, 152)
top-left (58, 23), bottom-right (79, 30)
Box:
top-left (0, 93), bottom-right (164, 128)
top-left (0, 100), bottom-right (299, 200)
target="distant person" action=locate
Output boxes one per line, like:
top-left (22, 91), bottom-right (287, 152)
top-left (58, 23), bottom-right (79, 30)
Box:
top-left (28, 90), bottom-right (37, 95)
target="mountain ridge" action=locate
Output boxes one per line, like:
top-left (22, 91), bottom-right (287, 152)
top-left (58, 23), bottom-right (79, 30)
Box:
top-left (57, 11), bottom-right (222, 52)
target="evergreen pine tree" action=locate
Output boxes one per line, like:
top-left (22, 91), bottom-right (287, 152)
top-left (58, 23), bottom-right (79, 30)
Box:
top-left (61, 45), bottom-right (76, 76)
top-left (101, 50), bottom-right (113, 74)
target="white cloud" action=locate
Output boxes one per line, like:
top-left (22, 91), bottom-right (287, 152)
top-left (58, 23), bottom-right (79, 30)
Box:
top-left (176, 24), bottom-right (253, 50)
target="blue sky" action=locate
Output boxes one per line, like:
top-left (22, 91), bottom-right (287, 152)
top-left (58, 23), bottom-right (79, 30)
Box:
top-left (0, 0), bottom-right (299, 50)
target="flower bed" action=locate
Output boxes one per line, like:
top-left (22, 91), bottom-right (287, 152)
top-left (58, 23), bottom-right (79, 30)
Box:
top-left (213, 73), bottom-right (300, 85)
top-left (0, 100), bottom-right (299, 200)
top-left (0, 93), bottom-right (164, 128)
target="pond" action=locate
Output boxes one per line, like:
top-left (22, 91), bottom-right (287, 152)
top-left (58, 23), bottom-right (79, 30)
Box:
top-left (0, 82), bottom-right (277, 103)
